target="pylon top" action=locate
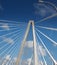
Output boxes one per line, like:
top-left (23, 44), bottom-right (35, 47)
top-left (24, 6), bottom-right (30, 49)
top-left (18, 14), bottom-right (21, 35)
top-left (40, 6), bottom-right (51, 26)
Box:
top-left (29, 20), bottom-right (34, 23)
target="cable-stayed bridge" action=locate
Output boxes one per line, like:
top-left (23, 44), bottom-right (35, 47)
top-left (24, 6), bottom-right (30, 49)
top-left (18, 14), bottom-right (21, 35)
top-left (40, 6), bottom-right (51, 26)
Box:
top-left (0, 18), bottom-right (57, 65)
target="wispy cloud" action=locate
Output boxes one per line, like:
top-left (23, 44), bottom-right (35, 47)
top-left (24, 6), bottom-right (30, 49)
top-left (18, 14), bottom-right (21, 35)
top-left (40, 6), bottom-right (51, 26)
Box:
top-left (34, 2), bottom-right (56, 18)
top-left (21, 58), bottom-right (44, 65)
top-left (25, 41), bottom-right (33, 48)
top-left (27, 58), bottom-right (31, 62)
top-left (21, 58), bottom-right (33, 65)
top-left (3, 37), bottom-right (14, 44)
top-left (1, 24), bottom-right (10, 30)
top-left (38, 45), bottom-right (46, 56)
top-left (13, 57), bottom-right (17, 62)
top-left (25, 41), bottom-right (46, 56)
top-left (2, 55), bottom-right (11, 65)
top-left (5, 55), bottom-right (11, 60)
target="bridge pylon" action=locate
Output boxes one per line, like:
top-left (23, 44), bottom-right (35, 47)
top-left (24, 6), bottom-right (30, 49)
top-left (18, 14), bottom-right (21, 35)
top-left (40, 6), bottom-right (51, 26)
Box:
top-left (15, 20), bottom-right (38, 65)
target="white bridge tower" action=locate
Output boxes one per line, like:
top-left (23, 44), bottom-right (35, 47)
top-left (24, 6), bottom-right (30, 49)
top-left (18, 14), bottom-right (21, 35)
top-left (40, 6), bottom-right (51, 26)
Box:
top-left (15, 20), bottom-right (38, 65)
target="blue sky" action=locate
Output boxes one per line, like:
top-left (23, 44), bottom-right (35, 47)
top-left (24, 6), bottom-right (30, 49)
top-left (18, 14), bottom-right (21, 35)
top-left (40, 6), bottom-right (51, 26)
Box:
top-left (0, 0), bottom-right (57, 22)
top-left (0, 0), bottom-right (57, 65)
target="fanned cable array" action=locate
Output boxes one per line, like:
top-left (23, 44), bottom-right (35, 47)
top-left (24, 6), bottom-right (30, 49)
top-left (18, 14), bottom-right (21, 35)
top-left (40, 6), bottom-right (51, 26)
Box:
top-left (35, 19), bottom-right (57, 65)
top-left (0, 20), bottom-right (28, 65)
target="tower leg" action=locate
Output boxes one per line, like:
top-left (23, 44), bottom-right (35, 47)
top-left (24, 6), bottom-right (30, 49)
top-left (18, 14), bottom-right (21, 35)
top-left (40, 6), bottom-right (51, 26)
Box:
top-left (16, 21), bottom-right (31, 65)
top-left (31, 20), bottom-right (38, 65)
